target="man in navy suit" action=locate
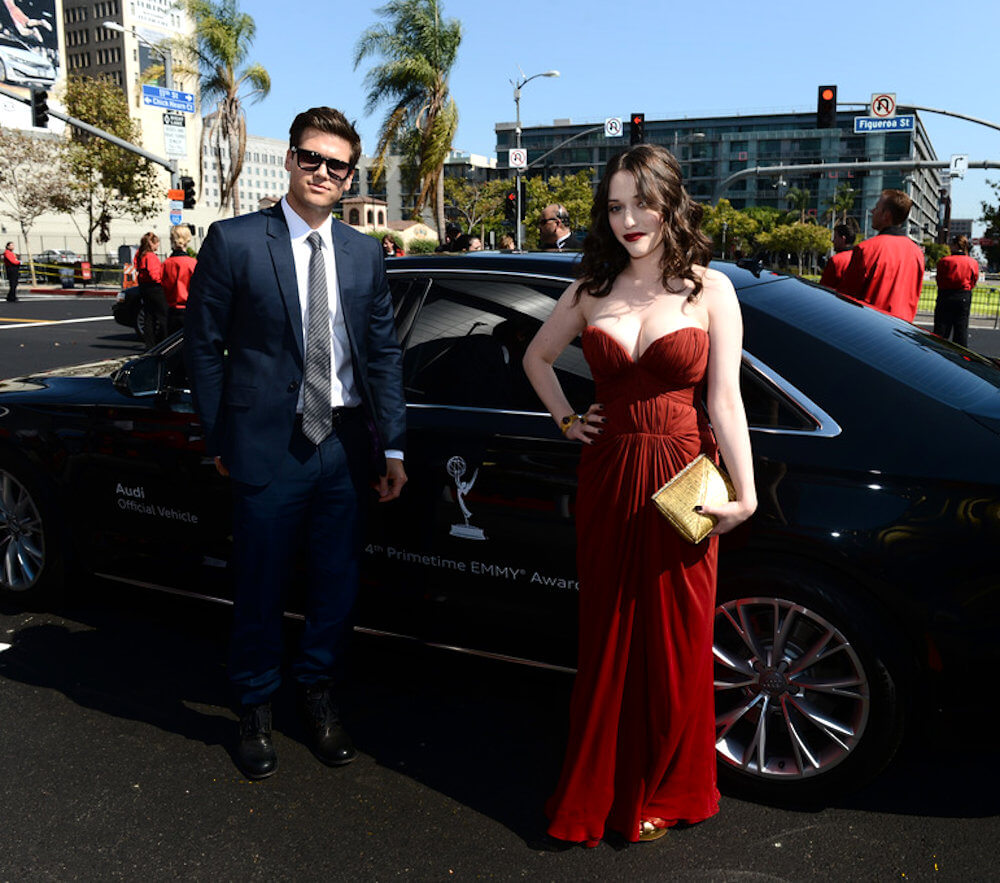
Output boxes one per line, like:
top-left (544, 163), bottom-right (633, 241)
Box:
top-left (184, 107), bottom-right (407, 779)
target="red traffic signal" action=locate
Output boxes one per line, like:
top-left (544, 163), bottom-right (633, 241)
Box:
top-left (816, 85), bottom-right (837, 129)
top-left (630, 112), bottom-right (645, 145)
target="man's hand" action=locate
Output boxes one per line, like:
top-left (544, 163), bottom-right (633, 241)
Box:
top-left (376, 457), bottom-right (407, 502)
top-left (214, 456), bottom-right (229, 477)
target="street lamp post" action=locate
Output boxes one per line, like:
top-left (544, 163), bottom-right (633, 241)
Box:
top-left (103, 21), bottom-right (174, 90)
top-left (103, 20), bottom-right (177, 187)
top-left (511, 68), bottom-right (559, 249)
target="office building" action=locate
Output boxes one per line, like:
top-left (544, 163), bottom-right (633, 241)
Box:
top-left (496, 109), bottom-right (943, 241)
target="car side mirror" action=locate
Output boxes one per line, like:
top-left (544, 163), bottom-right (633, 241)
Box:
top-left (113, 354), bottom-right (165, 398)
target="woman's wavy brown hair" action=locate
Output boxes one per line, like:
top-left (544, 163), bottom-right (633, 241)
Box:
top-left (576, 144), bottom-right (712, 303)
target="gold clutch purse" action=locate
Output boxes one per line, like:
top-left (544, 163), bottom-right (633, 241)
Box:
top-left (651, 454), bottom-right (735, 544)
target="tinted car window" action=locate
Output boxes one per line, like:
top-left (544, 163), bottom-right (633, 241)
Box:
top-left (740, 363), bottom-right (816, 431)
top-left (401, 276), bottom-right (592, 412)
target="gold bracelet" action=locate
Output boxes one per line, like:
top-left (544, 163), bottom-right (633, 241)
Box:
top-left (559, 414), bottom-right (580, 435)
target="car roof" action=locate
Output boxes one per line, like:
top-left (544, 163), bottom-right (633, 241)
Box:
top-left (385, 251), bottom-right (781, 290)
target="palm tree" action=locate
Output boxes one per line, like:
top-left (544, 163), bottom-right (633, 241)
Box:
top-left (784, 187), bottom-right (811, 223)
top-left (180, 0), bottom-right (270, 216)
top-left (354, 0), bottom-right (462, 238)
top-left (831, 183), bottom-right (856, 224)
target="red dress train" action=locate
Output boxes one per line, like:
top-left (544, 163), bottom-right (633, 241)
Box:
top-left (546, 325), bottom-right (720, 844)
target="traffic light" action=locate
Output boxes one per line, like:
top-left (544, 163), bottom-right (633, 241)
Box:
top-left (630, 112), bottom-right (645, 145)
top-left (504, 188), bottom-right (517, 223)
top-left (816, 85), bottom-right (837, 129)
top-left (30, 88), bottom-right (49, 128)
top-left (518, 179), bottom-right (528, 220)
top-left (180, 175), bottom-right (196, 209)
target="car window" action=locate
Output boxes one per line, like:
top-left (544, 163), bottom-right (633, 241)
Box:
top-left (402, 276), bottom-right (593, 412)
top-left (740, 362), bottom-right (817, 431)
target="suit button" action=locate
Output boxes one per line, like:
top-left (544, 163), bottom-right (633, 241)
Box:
top-left (288, 381), bottom-right (299, 392)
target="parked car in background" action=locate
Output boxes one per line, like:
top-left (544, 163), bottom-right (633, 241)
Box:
top-left (0, 33), bottom-right (56, 89)
top-left (34, 249), bottom-right (82, 265)
top-left (1, 252), bottom-right (998, 805)
top-left (111, 287), bottom-right (144, 340)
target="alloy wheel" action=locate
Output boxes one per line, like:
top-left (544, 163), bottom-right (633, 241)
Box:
top-left (714, 597), bottom-right (870, 780)
top-left (0, 468), bottom-right (45, 590)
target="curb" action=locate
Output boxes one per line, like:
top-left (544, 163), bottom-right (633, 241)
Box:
top-left (26, 287), bottom-right (119, 297)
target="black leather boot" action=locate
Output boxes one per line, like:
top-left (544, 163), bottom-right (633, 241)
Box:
top-left (235, 703), bottom-right (277, 779)
top-left (300, 685), bottom-right (357, 766)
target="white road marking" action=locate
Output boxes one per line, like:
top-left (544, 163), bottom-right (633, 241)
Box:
top-left (0, 316), bottom-right (116, 331)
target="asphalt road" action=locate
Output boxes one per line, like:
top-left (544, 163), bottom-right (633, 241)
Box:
top-left (1, 293), bottom-right (998, 881)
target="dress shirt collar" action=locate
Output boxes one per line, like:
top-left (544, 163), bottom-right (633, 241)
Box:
top-left (280, 197), bottom-right (334, 251)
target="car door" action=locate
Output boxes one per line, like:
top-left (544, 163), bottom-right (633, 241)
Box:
top-left (74, 338), bottom-right (234, 596)
top-left (360, 271), bottom-right (590, 665)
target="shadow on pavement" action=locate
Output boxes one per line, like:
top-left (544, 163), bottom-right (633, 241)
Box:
top-left (1, 578), bottom-right (996, 839)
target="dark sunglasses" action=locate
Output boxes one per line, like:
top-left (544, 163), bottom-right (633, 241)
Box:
top-left (290, 147), bottom-right (354, 181)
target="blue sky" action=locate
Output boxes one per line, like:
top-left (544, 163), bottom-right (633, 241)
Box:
top-left (237, 0), bottom-right (1000, 230)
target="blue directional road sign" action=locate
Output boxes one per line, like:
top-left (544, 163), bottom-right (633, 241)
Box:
top-left (142, 85), bottom-right (195, 113)
top-left (170, 210), bottom-right (182, 225)
top-left (853, 114), bottom-right (915, 134)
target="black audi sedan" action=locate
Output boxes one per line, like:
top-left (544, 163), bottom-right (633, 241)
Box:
top-left (1, 252), bottom-right (998, 804)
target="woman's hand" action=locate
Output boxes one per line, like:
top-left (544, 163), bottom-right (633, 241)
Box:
top-left (564, 403), bottom-right (605, 445)
top-left (698, 498), bottom-right (756, 537)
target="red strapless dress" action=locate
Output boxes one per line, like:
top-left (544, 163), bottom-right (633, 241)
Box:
top-left (546, 325), bottom-right (721, 844)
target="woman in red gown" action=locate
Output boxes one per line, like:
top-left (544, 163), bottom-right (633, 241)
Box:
top-left (523, 144), bottom-right (757, 846)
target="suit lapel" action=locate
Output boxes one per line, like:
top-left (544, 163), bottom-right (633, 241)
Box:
top-left (264, 205), bottom-right (304, 361)
top-left (331, 220), bottom-right (360, 350)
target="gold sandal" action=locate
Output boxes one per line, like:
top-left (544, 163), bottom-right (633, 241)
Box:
top-left (638, 820), bottom-right (668, 842)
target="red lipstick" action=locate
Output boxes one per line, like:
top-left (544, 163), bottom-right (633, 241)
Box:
top-left (624, 233), bottom-right (643, 242)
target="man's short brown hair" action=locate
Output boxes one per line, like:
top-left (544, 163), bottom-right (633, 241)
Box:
top-left (288, 107), bottom-right (362, 167)
top-left (880, 189), bottom-right (913, 226)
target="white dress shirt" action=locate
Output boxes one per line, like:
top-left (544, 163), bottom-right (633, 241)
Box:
top-left (280, 198), bottom-right (402, 462)
top-left (281, 197), bottom-right (359, 410)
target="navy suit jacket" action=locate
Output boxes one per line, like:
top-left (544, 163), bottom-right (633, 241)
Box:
top-left (184, 204), bottom-right (406, 486)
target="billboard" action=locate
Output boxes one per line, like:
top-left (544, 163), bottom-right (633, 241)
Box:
top-left (0, 0), bottom-right (58, 92)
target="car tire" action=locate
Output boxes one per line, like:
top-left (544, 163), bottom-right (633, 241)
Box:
top-left (713, 566), bottom-right (907, 804)
top-left (0, 454), bottom-right (65, 605)
top-left (135, 307), bottom-right (146, 341)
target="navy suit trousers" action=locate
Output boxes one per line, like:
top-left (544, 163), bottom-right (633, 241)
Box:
top-left (228, 409), bottom-right (369, 706)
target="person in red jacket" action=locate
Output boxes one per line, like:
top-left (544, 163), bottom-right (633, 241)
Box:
top-left (162, 225), bottom-right (197, 335)
top-left (135, 231), bottom-right (166, 348)
top-left (3, 242), bottom-right (21, 302)
top-left (819, 224), bottom-right (855, 290)
top-left (933, 234), bottom-right (979, 346)
top-left (838, 189), bottom-right (925, 321)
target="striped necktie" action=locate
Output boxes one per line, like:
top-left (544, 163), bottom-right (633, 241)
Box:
top-left (302, 231), bottom-right (331, 444)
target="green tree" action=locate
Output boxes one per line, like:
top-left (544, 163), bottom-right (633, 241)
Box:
top-left (443, 176), bottom-right (511, 236)
top-left (922, 238), bottom-right (950, 271)
top-left (979, 179), bottom-right (1000, 270)
top-left (354, 0), bottom-right (462, 239)
top-left (0, 127), bottom-right (74, 283)
top-left (784, 187), bottom-right (811, 223)
top-left (757, 222), bottom-right (831, 275)
top-left (61, 76), bottom-right (159, 264)
top-left (521, 171), bottom-right (594, 250)
top-left (743, 205), bottom-right (784, 235)
top-left (824, 183), bottom-right (856, 225)
top-left (701, 199), bottom-right (759, 257)
top-left (180, 0), bottom-right (270, 216)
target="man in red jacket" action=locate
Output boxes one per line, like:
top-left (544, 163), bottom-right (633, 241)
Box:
top-left (819, 224), bottom-right (855, 290)
top-left (4, 242), bottom-right (21, 302)
top-left (838, 189), bottom-right (925, 321)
